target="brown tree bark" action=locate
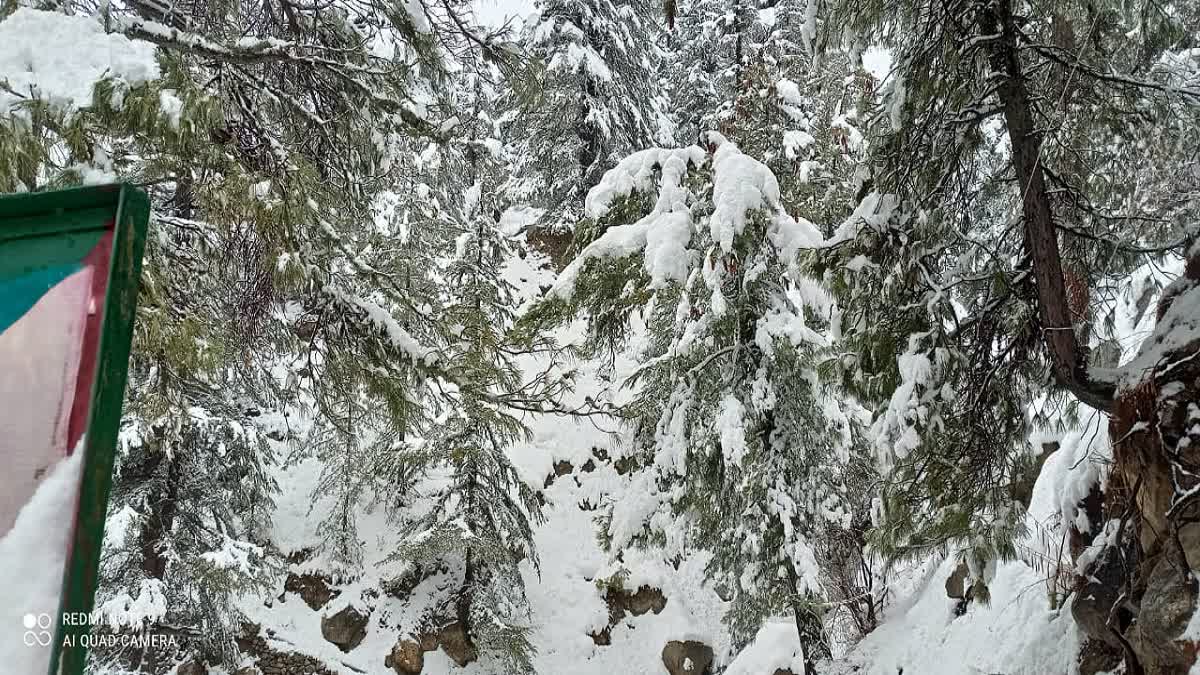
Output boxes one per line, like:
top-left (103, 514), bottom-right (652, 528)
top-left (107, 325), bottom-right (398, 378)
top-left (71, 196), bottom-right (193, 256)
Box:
top-left (980, 0), bottom-right (1115, 412)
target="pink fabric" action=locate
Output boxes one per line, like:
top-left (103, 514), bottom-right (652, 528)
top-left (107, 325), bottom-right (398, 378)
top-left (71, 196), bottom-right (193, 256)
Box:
top-left (0, 265), bottom-right (93, 537)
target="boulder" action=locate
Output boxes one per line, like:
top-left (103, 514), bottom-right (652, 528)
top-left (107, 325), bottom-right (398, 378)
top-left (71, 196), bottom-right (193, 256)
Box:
top-left (614, 454), bottom-right (639, 476)
top-left (661, 641), bottom-right (713, 675)
top-left (605, 584), bottom-right (666, 624)
top-left (1071, 525), bottom-right (1137, 649)
top-left (1126, 552), bottom-right (1198, 674)
top-left (286, 547), bottom-right (316, 565)
top-left (232, 668), bottom-right (261, 675)
top-left (588, 626), bottom-right (612, 646)
top-left (544, 460), bottom-right (574, 488)
top-left (237, 623), bottom-right (334, 675)
top-left (320, 604), bottom-right (370, 652)
top-left (384, 639), bottom-right (425, 675)
top-left (945, 561), bottom-right (969, 600)
top-left (1067, 483), bottom-right (1105, 560)
top-left (1068, 242), bottom-right (1200, 674)
top-left (177, 661), bottom-right (207, 675)
top-left (384, 562), bottom-right (446, 601)
top-left (591, 583), bottom-right (668, 645)
top-left (419, 630), bottom-right (440, 653)
top-left (437, 620), bottom-right (478, 667)
top-left (625, 586), bottom-right (667, 616)
top-left (284, 572), bottom-right (336, 610)
top-left (1076, 638), bottom-right (1122, 675)
top-left (525, 225), bottom-right (575, 270)
top-left (1009, 442), bottom-right (1057, 509)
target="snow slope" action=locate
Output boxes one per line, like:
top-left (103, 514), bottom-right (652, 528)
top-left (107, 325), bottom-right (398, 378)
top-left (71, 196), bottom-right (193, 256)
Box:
top-left (222, 221), bottom-right (1155, 675)
top-left (837, 557), bottom-right (1081, 675)
top-left (831, 257), bottom-right (1185, 675)
top-left (832, 431), bottom-right (1091, 675)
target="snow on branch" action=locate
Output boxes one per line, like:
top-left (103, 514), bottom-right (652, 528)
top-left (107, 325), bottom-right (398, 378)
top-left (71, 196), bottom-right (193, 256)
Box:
top-left (0, 9), bottom-right (160, 114)
top-left (552, 135), bottom-right (823, 301)
top-left (115, 15), bottom-right (443, 138)
top-left (322, 285), bottom-right (440, 366)
top-left (552, 145), bottom-right (705, 298)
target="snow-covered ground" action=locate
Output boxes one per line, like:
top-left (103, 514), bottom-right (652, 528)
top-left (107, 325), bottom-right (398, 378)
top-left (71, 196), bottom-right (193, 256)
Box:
top-left (826, 257), bottom-right (1179, 675)
top-left (9, 222), bottom-right (1157, 675)
top-left (834, 433), bottom-right (1095, 675)
top-left (838, 556), bottom-right (1082, 675)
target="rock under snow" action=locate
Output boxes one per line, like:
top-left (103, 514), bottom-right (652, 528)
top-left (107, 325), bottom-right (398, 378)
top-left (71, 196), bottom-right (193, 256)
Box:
top-left (432, 620), bottom-right (476, 667)
top-left (320, 604), bottom-right (370, 652)
top-left (661, 640), bottom-right (714, 675)
top-left (285, 571), bottom-right (337, 610)
top-left (1126, 552), bottom-right (1197, 673)
top-left (176, 660), bottom-right (208, 675)
top-left (724, 622), bottom-right (806, 675)
top-left (384, 639), bottom-right (424, 675)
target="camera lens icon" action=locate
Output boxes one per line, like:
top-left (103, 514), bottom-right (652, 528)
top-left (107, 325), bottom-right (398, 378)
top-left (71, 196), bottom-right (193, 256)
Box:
top-left (22, 613), bottom-right (53, 647)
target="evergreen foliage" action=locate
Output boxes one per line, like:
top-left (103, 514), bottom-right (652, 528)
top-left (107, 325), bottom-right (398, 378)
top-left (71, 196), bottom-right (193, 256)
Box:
top-left (384, 74), bottom-right (560, 671)
top-left (808, 0), bottom-right (1200, 577)
top-left (530, 134), bottom-right (872, 665)
top-left (3, 0), bottom-right (1198, 671)
top-left (1, 0), bottom-right (535, 668)
top-left (508, 0), bottom-right (671, 230)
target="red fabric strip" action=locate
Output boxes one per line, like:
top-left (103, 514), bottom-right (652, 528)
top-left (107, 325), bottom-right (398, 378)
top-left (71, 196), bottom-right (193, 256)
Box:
top-left (66, 228), bottom-right (113, 453)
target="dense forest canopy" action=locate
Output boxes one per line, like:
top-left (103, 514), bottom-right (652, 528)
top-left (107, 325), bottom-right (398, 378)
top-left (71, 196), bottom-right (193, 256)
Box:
top-left (0, 0), bottom-right (1198, 672)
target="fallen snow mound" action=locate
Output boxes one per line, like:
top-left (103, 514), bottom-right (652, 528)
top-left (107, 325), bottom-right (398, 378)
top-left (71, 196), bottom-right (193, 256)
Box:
top-left (725, 621), bottom-right (807, 675)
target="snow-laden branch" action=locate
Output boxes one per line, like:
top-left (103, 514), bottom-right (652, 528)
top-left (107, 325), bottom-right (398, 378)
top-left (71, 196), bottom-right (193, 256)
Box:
top-left (115, 15), bottom-right (444, 139)
top-left (552, 134), bottom-right (824, 301)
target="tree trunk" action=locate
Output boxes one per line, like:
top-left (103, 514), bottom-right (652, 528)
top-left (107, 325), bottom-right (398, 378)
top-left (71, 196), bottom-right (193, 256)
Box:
top-left (139, 453), bottom-right (180, 580)
top-left (980, 0), bottom-right (1114, 412)
top-left (786, 564), bottom-right (829, 674)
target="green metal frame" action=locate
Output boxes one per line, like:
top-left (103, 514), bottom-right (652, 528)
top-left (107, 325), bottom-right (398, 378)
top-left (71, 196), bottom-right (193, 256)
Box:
top-left (0, 184), bottom-right (149, 675)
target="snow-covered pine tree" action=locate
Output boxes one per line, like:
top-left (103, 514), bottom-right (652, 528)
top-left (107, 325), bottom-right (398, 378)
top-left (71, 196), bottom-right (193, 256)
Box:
top-left (528, 133), bottom-right (865, 665)
top-left (387, 75), bottom-right (562, 673)
top-left (665, 0), bottom-right (869, 230)
top-left (663, 0), bottom-right (746, 144)
top-left (0, 0), bottom-right (523, 669)
top-left (12, 29), bottom-right (302, 671)
top-left (807, 0), bottom-right (1200, 582)
top-left (92, 108), bottom-right (286, 664)
top-left (666, 0), bottom-right (809, 142)
top-left (508, 0), bottom-right (672, 232)
top-left (667, 15), bottom-right (881, 653)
